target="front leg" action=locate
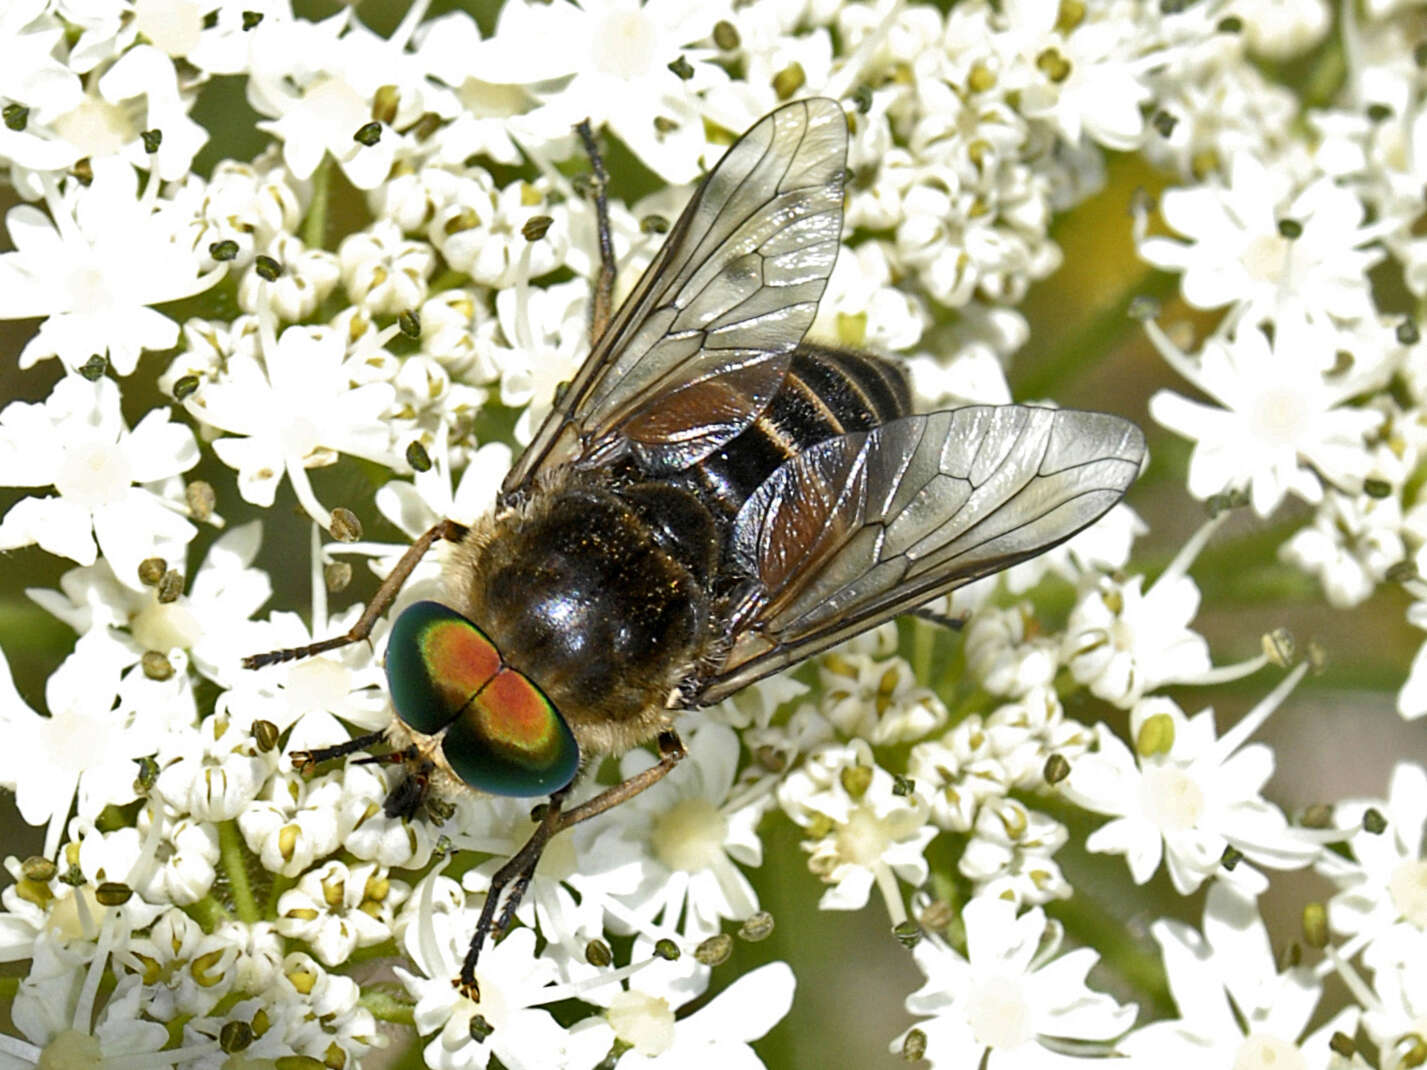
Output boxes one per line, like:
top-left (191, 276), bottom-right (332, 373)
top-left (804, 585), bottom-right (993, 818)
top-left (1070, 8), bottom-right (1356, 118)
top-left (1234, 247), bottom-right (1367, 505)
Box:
top-left (456, 786), bottom-right (572, 999)
top-left (575, 119), bottom-right (616, 345)
top-left (242, 518), bottom-right (469, 669)
top-left (453, 731), bottom-right (687, 997)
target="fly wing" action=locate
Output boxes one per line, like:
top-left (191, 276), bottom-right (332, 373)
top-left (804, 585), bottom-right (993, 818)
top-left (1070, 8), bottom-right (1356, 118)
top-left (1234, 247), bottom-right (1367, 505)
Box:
top-left (502, 97), bottom-right (848, 497)
top-left (696, 406), bottom-right (1146, 704)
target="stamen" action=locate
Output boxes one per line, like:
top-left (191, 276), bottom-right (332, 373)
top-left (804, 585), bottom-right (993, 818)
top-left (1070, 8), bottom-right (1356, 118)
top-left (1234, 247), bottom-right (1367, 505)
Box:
top-left (124, 797), bottom-right (166, 894)
top-left (74, 909), bottom-right (120, 1032)
top-left (1212, 661), bottom-right (1309, 762)
top-left (825, 0), bottom-right (904, 101)
top-left (875, 861), bottom-right (907, 927)
top-left (1142, 317), bottom-right (1205, 393)
top-left (536, 952), bottom-right (663, 1004)
top-left (1157, 512), bottom-right (1227, 588)
top-left (310, 522), bottom-right (328, 633)
top-left (286, 461), bottom-right (333, 531)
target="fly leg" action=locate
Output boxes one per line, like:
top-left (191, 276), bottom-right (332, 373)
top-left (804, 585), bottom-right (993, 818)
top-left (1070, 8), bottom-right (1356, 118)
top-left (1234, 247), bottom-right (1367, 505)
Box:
top-left (242, 518), bottom-right (469, 669)
top-left (289, 729), bottom-right (390, 775)
top-left (575, 119), bottom-right (616, 344)
top-left (453, 731), bottom-right (687, 998)
top-left (554, 730), bottom-right (686, 834)
top-left (456, 786), bottom-right (572, 1000)
top-left (910, 607), bottom-right (967, 631)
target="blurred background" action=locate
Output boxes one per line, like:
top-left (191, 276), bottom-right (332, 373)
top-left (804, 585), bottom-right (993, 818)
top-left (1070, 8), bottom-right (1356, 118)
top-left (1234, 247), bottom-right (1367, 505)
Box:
top-left (0, 1), bottom-right (1421, 1066)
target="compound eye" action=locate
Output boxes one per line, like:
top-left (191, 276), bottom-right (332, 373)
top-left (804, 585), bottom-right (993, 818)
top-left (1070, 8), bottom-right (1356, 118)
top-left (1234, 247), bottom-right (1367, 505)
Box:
top-left (442, 667), bottom-right (579, 797)
top-left (385, 601), bottom-right (501, 734)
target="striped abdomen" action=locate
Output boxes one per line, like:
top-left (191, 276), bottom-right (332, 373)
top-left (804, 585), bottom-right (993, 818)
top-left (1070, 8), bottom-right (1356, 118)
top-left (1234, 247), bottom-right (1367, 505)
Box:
top-left (675, 344), bottom-right (912, 530)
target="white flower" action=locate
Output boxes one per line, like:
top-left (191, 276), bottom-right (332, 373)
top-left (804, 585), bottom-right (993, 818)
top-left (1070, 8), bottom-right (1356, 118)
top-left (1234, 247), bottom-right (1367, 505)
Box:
top-left (959, 798), bottom-right (1071, 906)
top-left (271, 952), bottom-right (382, 1064)
top-left (0, 4), bottom-right (83, 173)
top-left (277, 860), bottom-right (409, 967)
top-left (338, 218), bottom-right (435, 314)
top-left (1121, 883), bottom-right (1357, 1068)
top-left (153, 703), bottom-right (280, 822)
top-left (396, 884), bottom-right (574, 1070)
top-left (1237, 0), bottom-right (1333, 60)
top-left (340, 762), bottom-right (465, 875)
top-left (1147, 318), bottom-right (1385, 516)
top-left (964, 603), bottom-right (1061, 698)
top-left (1400, 599), bottom-right (1427, 721)
top-left (238, 767), bottom-right (345, 879)
top-left (237, 605), bottom-right (390, 732)
top-left (0, 634), bottom-right (168, 858)
top-left (169, 159), bottom-right (307, 273)
top-left (1359, 950), bottom-right (1427, 1065)
top-left (0, 377), bottom-right (199, 586)
top-left (456, 788), bottom-right (640, 963)
top-left (429, 172), bottom-right (573, 289)
top-left (811, 240), bottom-right (927, 354)
top-left (123, 907), bottom-right (239, 1019)
top-left (1139, 154), bottom-right (1384, 334)
top-left (1280, 488), bottom-right (1405, 608)
top-left (27, 520), bottom-right (273, 688)
top-left (0, 157), bottom-right (221, 375)
top-left (215, 920), bottom-right (284, 993)
top-left (777, 740), bottom-right (935, 924)
top-left (1317, 762), bottom-right (1427, 974)
top-left (1061, 675), bottom-right (1321, 895)
top-left (895, 896), bottom-right (1137, 1067)
top-left (378, 439), bottom-right (511, 538)
top-left (595, 721), bottom-right (765, 940)
top-left (55, 44), bottom-right (209, 181)
top-left (236, 231), bottom-right (341, 321)
top-left (817, 644), bottom-right (946, 743)
top-left (246, 12), bottom-right (408, 192)
top-left (995, 0), bottom-right (1157, 151)
top-left (490, 279), bottom-right (593, 445)
top-left (1062, 571), bottom-right (1211, 708)
top-left (1141, 46), bottom-right (1300, 182)
top-left (78, 810), bottom-right (219, 907)
top-left (10, 950), bottom-right (191, 1069)
top-left (467, 0), bottom-right (729, 183)
top-left (184, 323), bottom-right (396, 525)
top-left (567, 961), bottom-right (796, 1068)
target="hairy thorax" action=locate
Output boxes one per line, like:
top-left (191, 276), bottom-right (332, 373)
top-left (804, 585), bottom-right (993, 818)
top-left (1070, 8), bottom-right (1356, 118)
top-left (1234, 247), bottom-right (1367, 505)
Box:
top-left (446, 475), bottom-right (716, 756)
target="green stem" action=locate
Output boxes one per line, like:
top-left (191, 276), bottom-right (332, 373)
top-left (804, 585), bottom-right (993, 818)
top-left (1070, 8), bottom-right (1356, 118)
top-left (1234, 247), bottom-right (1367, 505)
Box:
top-left (1047, 891), bottom-right (1175, 1019)
top-left (1014, 268), bottom-right (1178, 401)
top-left (187, 894), bottom-right (232, 932)
top-left (266, 871), bottom-right (298, 916)
top-left (303, 155), bottom-right (332, 251)
top-left (1299, 33), bottom-right (1346, 110)
top-left (913, 616), bottom-right (935, 684)
top-left (1191, 561), bottom-right (1320, 606)
top-left (361, 988), bottom-right (417, 1026)
top-left (218, 820), bottom-right (260, 924)
top-left (429, 267), bottom-right (471, 295)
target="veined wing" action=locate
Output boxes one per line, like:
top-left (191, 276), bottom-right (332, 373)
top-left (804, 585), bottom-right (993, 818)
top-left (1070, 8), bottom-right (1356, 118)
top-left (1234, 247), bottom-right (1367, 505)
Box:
top-left (502, 97), bottom-right (848, 497)
top-left (697, 406), bottom-right (1146, 704)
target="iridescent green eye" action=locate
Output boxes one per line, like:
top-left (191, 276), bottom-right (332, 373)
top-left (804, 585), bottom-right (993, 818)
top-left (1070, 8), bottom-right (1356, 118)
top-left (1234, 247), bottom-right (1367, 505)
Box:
top-left (385, 601), bottom-right (579, 796)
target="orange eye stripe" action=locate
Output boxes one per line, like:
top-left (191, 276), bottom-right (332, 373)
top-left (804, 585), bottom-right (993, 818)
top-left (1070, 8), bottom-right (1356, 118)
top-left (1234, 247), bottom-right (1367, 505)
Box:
top-left (471, 668), bottom-right (562, 759)
top-left (420, 618), bottom-right (502, 709)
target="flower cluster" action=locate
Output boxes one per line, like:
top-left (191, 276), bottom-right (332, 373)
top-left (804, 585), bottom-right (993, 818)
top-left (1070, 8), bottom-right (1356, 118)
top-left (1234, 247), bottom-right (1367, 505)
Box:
top-left (0, 1), bottom-right (1424, 1068)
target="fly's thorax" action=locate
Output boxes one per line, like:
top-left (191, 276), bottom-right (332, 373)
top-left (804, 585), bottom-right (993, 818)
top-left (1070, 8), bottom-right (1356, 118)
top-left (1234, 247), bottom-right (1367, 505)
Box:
top-left (445, 479), bottom-right (714, 745)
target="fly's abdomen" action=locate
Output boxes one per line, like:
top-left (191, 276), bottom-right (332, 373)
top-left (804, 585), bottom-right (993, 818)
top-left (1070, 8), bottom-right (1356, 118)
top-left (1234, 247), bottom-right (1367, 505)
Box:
top-left (681, 344), bottom-right (912, 527)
